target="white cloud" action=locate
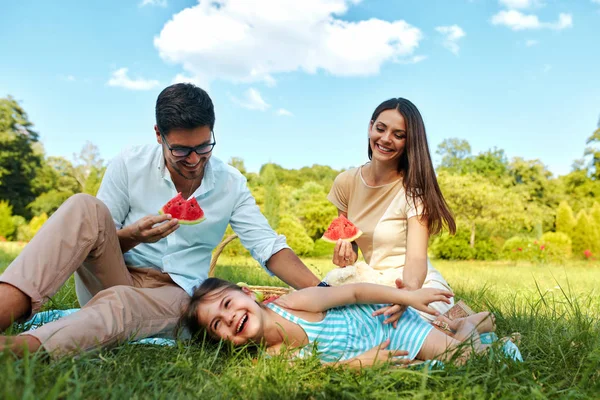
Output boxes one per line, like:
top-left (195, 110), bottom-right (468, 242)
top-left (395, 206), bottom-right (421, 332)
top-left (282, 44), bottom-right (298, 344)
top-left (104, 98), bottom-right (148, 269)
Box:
top-left (592, 0), bottom-right (600, 4)
top-left (525, 39), bottom-right (539, 46)
top-left (140, 0), bottom-right (167, 7)
top-left (435, 25), bottom-right (466, 55)
top-left (491, 10), bottom-right (572, 31)
top-left (154, 0), bottom-right (423, 85)
top-left (107, 68), bottom-right (160, 90)
top-left (232, 88), bottom-right (270, 111)
top-left (498, 0), bottom-right (543, 9)
top-left (276, 108), bottom-right (293, 117)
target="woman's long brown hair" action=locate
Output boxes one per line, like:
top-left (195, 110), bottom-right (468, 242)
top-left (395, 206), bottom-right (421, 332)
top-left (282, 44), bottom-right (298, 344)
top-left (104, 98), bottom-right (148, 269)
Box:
top-left (368, 98), bottom-right (456, 235)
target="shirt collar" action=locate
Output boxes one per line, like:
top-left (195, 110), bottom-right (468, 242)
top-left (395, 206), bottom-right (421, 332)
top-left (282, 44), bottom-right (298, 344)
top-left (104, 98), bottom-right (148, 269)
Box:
top-left (156, 147), bottom-right (215, 197)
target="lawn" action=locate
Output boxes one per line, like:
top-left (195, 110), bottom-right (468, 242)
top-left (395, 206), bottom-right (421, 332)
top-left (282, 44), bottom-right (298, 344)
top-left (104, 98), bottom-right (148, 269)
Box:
top-left (1, 243), bottom-right (599, 399)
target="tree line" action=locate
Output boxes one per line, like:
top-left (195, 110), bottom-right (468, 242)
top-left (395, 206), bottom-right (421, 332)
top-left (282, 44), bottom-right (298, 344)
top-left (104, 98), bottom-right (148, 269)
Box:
top-left (1, 95), bottom-right (600, 262)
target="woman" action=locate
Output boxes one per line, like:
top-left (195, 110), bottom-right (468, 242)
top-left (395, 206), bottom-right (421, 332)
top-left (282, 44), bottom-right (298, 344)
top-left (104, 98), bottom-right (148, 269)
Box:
top-left (325, 98), bottom-right (456, 323)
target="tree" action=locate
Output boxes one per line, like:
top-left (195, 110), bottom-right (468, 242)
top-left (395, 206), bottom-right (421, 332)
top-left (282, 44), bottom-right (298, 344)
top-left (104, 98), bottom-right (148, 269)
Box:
top-left (277, 215), bottom-right (314, 256)
top-left (584, 115), bottom-right (600, 180)
top-left (438, 172), bottom-right (530, 248)
top-left (571, 210), bottom-right (599, 257)
top-left (292, 182), bottom-right (338, 240)
top-left (261, 164), bottom-right (281, 229)
top-left (0, 97), bottom-right (42, 217)
top-left (436, 138), bottom-right (471, 174)
top-left (555, 201), bottom-right (576, 237)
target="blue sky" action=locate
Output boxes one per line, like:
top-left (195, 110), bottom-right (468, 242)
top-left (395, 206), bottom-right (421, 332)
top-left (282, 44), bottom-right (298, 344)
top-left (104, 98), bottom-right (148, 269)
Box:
top-left (1, 0), bottom-right (599, 177)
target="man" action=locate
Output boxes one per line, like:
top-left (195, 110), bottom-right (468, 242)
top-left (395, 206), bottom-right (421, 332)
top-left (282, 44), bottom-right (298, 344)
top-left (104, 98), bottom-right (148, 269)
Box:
top-left (0, 83), bottom-right (323, 357)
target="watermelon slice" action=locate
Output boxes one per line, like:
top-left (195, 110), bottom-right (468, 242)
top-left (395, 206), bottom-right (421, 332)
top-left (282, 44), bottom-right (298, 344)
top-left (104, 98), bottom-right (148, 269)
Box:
top-left (321, 215), bottom-right (362, 243)
top-left (159, 192), bottom-right (206, 225)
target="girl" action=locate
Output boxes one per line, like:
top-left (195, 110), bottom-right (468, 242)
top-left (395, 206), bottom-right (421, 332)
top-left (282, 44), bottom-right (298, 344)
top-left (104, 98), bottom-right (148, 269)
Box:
top-left (182, 278), bottom-right (496, 368)
top-left (325, 98), bottom-right (457, 324)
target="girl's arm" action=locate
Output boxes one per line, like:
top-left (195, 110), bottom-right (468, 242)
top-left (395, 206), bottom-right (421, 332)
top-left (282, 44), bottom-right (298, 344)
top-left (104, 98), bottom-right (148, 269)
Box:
top-left (277, 283), bottom-right (452, 315)
top-left (403, 216), bottom-right (430, 291)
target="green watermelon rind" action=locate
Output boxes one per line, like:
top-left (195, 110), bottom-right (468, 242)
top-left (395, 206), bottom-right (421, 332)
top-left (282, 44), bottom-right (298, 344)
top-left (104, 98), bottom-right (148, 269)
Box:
top-left (321, 231), bottom-right (362, 244)
top-left (159, 193), bottom-right (206, 225)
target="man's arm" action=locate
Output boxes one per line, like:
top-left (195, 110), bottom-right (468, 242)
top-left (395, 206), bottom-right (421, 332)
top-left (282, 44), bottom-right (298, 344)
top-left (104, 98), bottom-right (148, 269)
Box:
top-left (266, 248), bottom-right (320, 289)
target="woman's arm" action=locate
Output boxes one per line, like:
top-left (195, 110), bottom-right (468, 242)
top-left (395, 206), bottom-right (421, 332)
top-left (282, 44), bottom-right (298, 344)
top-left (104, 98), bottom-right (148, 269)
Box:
top-left (403, 215), bottom-right (430, 291)
top-left (277, 282), bottom-right (452, 315)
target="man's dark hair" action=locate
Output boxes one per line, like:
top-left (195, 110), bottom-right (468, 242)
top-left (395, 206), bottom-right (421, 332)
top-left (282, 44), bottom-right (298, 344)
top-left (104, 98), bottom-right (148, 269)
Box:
top-left (155, 83), bottom-right (215, 135)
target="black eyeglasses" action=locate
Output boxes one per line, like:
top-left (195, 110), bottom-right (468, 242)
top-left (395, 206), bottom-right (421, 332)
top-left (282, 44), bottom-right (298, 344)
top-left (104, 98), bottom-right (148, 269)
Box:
top-left (161, 132), bottom-right (216, 158)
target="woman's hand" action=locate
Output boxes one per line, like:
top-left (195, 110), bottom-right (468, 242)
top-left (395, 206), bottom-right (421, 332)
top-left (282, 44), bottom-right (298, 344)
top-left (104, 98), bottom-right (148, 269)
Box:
top-left (372, 278), bottom-right (407, 328)
top-left (405, 288), bottom-right (453, 316)
top-left (332, 239), bottom-right (358, 267)
top-left (338, 339), bottom-right (410, 369)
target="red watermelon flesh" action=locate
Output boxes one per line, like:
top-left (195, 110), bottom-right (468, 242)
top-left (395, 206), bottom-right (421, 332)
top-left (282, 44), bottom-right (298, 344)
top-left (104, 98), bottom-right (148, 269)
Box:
top-left (321, 215), bottom-right (362, 243)
top-left (159, 192), bottom-right (206, 225)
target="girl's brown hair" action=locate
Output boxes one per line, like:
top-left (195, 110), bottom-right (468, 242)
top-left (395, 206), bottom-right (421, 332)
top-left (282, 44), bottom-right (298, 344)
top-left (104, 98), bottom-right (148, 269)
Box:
top-left (368, 98), bottom-right (456, 235)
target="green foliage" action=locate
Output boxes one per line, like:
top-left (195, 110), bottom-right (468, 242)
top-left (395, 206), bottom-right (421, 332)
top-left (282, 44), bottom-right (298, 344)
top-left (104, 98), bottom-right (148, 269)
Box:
top-left (473, 238), bottom-right (499, 261)
top-left (555, 201), bottom-right (576, 237)
top-left (307, 238), bottom-right (336, 258)
top-left (16, 213), bottom-right (48, 242)
top-left (261, 164), bottom-right (281, 229)
top-left (501, 236), bottom-right (541, 262)
top-left (438, 171), bottom-right (531, 247)
top-left (431, 231), bottom-right (475, 260)
top-left (436, 138), bottom-right (472, 174)
top-left (292, 182), bottom-right (338, 240)
top-left (540, 232), bottom-right (572, 263)
top-left (277, 214), bottom-right (314, 256)
top-left (584, 117), bottom-right (600, 180)
top-left (27, 190), bottom-right (74, 216)
top-left (0, 201), bottom-right (16, 239)
top-left (571, 210), bottom-right (600, 259)
top-left (0, 97), bottom-right (42, 217)
top-left (218, 225), bottom-right (250, 257)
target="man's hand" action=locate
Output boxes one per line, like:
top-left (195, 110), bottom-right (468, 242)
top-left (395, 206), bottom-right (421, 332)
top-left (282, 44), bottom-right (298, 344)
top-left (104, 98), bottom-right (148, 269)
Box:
top-left (129, 214), bottom-right (180, 243)
top-left (118, 214), bottom-right (179, 252)
top-left (371, 278), bottom-right (407, 328)
top-left (332, 239), bottom-right (358, 267)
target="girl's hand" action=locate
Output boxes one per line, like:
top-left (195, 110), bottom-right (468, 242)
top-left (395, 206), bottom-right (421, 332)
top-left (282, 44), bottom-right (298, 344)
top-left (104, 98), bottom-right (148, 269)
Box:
top-left (405, 288), bottom-right (453, 316)
top-left (332, 239), bottom-right (358, 267)
top-left (372, 279), bottom-right (408, 328)
top-left (349, 339), bottom-right (410, 368)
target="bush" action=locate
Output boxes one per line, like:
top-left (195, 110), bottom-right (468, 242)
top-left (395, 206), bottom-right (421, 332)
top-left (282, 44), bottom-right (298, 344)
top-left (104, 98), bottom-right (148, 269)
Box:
top-left (474, 238), bottom-right (498, 261)
top-left (431, 231), bottom-right (475, 260)
top-left (502, 236), bottom-right (542, 262)
top-left (16, 213), bottom-right (48, 242)
top-left (0, 201), bottom-right (16, 240)
top-left (307, 238), bottom-right (336, 258)
top-left (540, 232), bottom-right (572, 263)
top-left (277, 214), bottom-right (314, 256)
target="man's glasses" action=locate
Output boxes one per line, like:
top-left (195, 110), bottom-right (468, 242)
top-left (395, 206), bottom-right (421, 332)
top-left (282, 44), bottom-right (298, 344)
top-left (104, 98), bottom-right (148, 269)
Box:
top-left (161, 132), bottom-right (216, 158)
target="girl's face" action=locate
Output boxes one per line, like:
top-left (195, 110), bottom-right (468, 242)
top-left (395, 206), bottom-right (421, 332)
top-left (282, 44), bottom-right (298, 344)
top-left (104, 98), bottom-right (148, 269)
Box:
top-left (369, 109), bottom-right (407, 164)
top-left (196, 288), bottom-right (265, 346)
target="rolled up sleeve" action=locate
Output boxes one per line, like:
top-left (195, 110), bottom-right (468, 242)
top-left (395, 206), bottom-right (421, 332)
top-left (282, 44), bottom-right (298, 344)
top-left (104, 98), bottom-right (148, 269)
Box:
top-left (96, 154), bottom-right (130, 229)
top-left (229, 178), bottom-right (290, 275)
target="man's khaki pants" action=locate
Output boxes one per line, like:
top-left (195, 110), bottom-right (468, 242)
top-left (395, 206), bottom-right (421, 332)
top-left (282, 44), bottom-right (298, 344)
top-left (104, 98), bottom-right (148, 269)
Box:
top-left (0, 194), bottom-right (190, 358)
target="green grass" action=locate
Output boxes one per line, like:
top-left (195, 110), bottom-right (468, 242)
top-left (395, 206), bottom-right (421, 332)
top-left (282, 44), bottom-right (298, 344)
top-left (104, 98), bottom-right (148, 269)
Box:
top-left (1, 244), bottom-right (600, 399)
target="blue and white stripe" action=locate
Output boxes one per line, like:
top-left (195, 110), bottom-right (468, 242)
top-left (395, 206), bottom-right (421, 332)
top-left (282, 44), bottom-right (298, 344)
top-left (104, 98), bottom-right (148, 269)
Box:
top-left (266, 303), bottom-right (433, 363)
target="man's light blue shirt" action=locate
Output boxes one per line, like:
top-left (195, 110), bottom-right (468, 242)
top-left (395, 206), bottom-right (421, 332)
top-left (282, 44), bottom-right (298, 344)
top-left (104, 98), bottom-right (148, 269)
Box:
top-left (96, 144), bottom-right (288, 296)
